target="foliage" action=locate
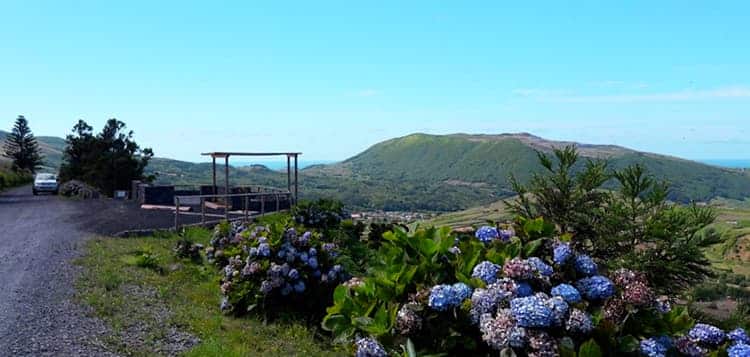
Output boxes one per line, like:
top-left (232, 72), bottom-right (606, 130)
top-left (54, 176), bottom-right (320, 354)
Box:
top-left (205, 220), bottom-right (349, 321)
top-left (507, 146), bottom-right (716, 295)
top-left (2, 115), bottom-right (43, 173)
top-left (173, 232), bottom-right (203, 264)
top-left (0, 164), bottom-right (32, 191)
top-left (292, 198), bottom-right (347, 230)
top-left (59, 119), bottom-right (153, 196)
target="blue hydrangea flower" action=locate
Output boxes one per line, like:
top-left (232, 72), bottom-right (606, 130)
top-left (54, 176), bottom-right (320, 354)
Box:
top-left (257, 236), bottom-right (268, 244)
top-left (452, 282), bottom-right (473, 302)
top-left (288, 269), bottom-right (300, 280)
top-left (498, 229), bottom-right (514, 242)
top-left (280, 283), bottom-right (292, 296)
top-left (355, 337), bottom-right (387, 357)
top-left (429, 284), bottom-right (457, 311)
top-left (293, 280), bottom-right (306, 293)
top-left (527, 257), bottom-right (553, 276)
top-left (299, 252), bottom-right (309, 263)
top-left (509, 296), bottom-right (554, 328)
top-left (472, 261), bottom-right (501, 284)
top-left (729, 328), bottom-right (750, 344)
top-left (308, 247), bottom-right (317, 256)
top-left (729, 343), bottom-right (750, 357)
top-left (299, 231), bottom-right (312, 245)
top-left (515, 282), bottom-right (533, 297)
top-left (553, 242), bottom-right (573, 265)
top-left (688, 323), bottom-right (725, 346)
top-left (508, 326), bottom-right (527, 348)
top-left (248, 247), bottom-right (258, 257)
top-left (576, 275), bottom-right (615, 301)
top-left (551, 284), bottom-right (582, 304)
top-left (546, 296), bottom-right (569, 327)
top-left (640, 337), bottom-right (670, 357)
top-left (258, 243), bottom-right (271, 257)
top-left (308, 257), bottom-right (319, 269)
top-left (327, 270), bottom-right (338, 282)
top-left (475, 226), bottom-right (500, 243)
top-left (574, 255), bottom-right (598, 276)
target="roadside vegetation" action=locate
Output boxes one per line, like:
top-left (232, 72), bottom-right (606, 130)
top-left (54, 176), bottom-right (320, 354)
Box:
top-left (76, 149), bottom-right (750, 356)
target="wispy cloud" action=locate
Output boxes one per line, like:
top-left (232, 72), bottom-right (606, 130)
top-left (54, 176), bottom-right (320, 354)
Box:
top-left (513, 86), bottom-right (750, 103)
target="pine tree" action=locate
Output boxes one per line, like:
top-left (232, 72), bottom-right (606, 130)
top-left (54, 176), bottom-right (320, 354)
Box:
top-left (2, 115), bottom-right (44, 173)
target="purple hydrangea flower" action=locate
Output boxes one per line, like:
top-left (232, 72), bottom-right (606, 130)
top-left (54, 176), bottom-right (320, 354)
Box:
top-left (676, 336), bottom-right (706, 357)
top-left (260, 280), bottom-right (273, 294)
top-left (551, 283), bottom-right (582, 304)
top-left (566, 308), bottom-right (593, 335)
top-left (299, 231), bottom-right (312, 245)
top-left (574, 255), bottom-right (598, 276)
top-left (503, 258), bottom-right (536, 280)
top-left (498, 229), bottom-right (514, 242)
top-left (576, 275), bottom-right (615, 301)
top-left (257, 243), bottom-right (271, 257)
top-left (729, 343), bottom-right (750, 357)
top-left (475, 226), bottom-right (500, 243)
top-left (688, 323), bottom-right (725, 346)
top-left (553, 242), bottom-right (573, 265)
top-left (355, 337), bottom-right (387, 357)
top-left (640, 337), bottom-right (670, 357)
top-left (396, 303), bottom-right (423, 335)
top-left (728, 328), bottom-right (750, 345)
top-left (479, 309), bottom-right (518, 350)
top-left (509, 296), bottom-right (554, 328)
top-left (472, 261), bottom-right (501, 284)
top-left (527, 257), bottom-right (553, 276)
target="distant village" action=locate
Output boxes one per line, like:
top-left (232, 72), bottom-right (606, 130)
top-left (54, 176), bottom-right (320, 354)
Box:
top-left (349, 210), bottom-right (437, 224)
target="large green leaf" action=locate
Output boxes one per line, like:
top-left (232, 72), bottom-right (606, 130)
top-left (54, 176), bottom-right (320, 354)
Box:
top-left (578, 339), bottom-right (603, 357)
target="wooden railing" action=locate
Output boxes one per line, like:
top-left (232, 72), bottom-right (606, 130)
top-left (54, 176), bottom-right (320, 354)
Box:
top-left (173, 189), bottom-right (292, 230)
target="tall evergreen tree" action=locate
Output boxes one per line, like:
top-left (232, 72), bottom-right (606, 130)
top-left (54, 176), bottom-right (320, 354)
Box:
top-left (2, 115), bottom-right (44, 173)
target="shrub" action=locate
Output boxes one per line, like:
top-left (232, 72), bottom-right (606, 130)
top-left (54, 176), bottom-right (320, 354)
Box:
top-left (324, 220), bottom-right (746, 356)
top-left (292, 198), bottom-right (346, 230)
top-left (207, 219), bottom-right (348, 320)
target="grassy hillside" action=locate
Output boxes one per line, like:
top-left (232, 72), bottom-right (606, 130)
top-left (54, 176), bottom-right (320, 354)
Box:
top-left (6, 131), bottom-right (750, 211)
top-left (0, 130), bottom-right (66, 171)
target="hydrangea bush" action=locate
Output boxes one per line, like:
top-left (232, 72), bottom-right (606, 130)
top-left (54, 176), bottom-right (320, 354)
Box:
top-left (323, 222), bottom-right (748, 356)
top-left (207, 219), bottom-right (348, 318)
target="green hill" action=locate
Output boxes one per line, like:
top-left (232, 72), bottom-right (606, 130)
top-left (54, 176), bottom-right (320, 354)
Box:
top-left (4, 130), bottom-right (750, 211)
top-left (0, 130), bottom-right (66, 171)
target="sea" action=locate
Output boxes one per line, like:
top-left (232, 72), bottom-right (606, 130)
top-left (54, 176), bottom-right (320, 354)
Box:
top-left (231, 160), bottom-right (338, 170)
top-left (699, 159), bottom-right (750, 169)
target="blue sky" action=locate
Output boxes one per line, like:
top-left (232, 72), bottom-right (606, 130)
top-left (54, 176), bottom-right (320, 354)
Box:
top-left (1, 1), bottom-right (748, 162)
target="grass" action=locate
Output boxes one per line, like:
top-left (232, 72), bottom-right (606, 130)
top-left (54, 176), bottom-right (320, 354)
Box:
top-left (75, 227), bottom-right (342, 356)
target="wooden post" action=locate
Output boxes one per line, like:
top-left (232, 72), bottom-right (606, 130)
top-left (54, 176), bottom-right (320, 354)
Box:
top-left (286, 155), bottom-right (291, 194)
top-left (225, 155), bottom-right (229, 221)
top-left (261, 194), bottom-right (265, 216)
top-left (244, 195), bottom-right (249, 222)
top-left (294, 154), bottom-right (298, 204)
top-left (174, 196), bottom-right (180, 230)
top-left (200, 196), bottom-right (205, 224)
top-left (212, 156), bottom-right (217, 199)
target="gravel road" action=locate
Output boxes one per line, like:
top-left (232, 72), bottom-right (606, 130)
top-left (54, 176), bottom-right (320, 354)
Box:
top-left (0, 185), bottom-right (118, 356)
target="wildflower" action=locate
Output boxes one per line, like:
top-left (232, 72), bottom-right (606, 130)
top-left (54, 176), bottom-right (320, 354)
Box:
top-left (566, 308), bottom-right (593, 335)
top-left (528, 257), bottom-right (554, 276)
top-left (640, 337), bottom-right (670, 357)
top-left (574, 255), bottom-right (598, 276)
top-left (355, 337), bottom-right (387, 357)
top-left (472, 261), bottom-right (501, 284)
top-left (729, 343), bottom-right (750, 357)
top-left (551, 283), bottom-right (582, 304)
top-left (553, 242), bottom-right (573, 265)
top-left (503, 258), bottom-right (536, 280)
top-left (396, 303), bottom-right (423, 335)
top-left (688, 323), bottom-right (725, 346)
top-left (510, 296), bottom-right (554, 328)
top-left (729, 328), bottom-right (750, 345)
top-left (576, 275), bottom-right (615, 301)
top-left (475, 226), bottom-right (499, 243)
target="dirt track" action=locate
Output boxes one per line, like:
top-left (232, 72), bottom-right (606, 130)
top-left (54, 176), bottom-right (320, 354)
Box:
top-left (0, 185), bottom-right (194, 356)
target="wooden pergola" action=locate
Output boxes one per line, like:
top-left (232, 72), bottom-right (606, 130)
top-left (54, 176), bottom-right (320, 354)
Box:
top-left (200, 152), bottom-right (302, 203)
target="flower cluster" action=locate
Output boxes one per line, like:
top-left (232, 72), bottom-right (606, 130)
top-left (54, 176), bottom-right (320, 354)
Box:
top-left (472, 261), bottom-right (501, 284)
top-left (640, 336), bottom-right (671, 357)
top-left (428, 283), bottom-right (473, 311)
top-left (573, 255), bottom-right (598, 276)
top-left (396, 303), bottom-right (423, 335)
top-left (550, 283), bottom-right (582, 304)
top-left (475, 226), bottom-right (500, 243)
top-left (215, 223), bottom-right (344, 315)
top-left (575, 275), bottom-right (615, 301)
top-left (355, 337), bottom-right (387, 357)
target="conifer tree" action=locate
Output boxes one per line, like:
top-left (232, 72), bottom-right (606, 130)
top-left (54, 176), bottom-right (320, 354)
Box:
top-left (2, 115), bottom-right (44, 173)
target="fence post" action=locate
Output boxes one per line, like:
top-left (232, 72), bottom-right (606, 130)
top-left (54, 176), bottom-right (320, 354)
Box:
top-left (244, 195), bottom-right (249, 222)
top-left (261, 194), bottom-right (265, 216)
top-left (175, 196), bottom-right (180, 230)
top-left (200, 196), bottom-right (205, 224)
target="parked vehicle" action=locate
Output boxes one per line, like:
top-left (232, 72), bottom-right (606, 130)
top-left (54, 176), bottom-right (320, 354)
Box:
top-left (33, 173), bottom-right (59, 195)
